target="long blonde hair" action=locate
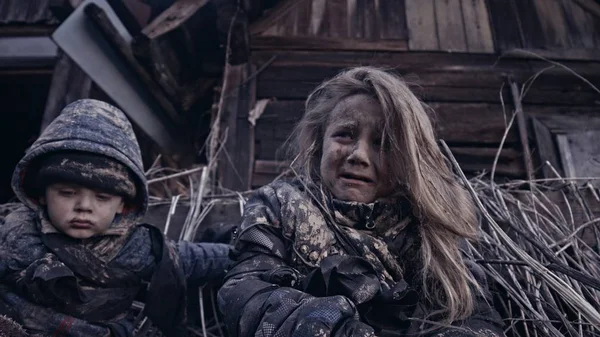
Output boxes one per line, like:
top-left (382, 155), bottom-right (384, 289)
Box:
top-left (290, 66), bottom-right (480, 323)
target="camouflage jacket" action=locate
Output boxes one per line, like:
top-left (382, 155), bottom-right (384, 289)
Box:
top-left (218, 179), bottom-right (504, 337)
top-left (0, 100), bottom-right (231, 337)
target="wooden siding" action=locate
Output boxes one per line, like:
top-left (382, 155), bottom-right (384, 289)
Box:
top-left (487, 0), bottom-right (600, 55)
top-left (252, 0), bottom-right (408, 51)
top-left (0, 0), bottom-right (56, 25)
top-left (251, 0), bottom-right (600, 56)
top-left (247, 50), bottom-right (600, 187)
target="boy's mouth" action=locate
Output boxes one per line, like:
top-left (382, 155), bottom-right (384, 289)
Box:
top-left (70, 219), bottom-right (94, 229)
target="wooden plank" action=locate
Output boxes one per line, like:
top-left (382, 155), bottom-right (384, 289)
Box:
top-left (572, 0), bottom-right (600, 19)
top-left (528, 106), bottom-right (600, 133)
top-left (250, 0), bottom-right (311, 36)
top-left (0, 36), bottom-right (58, 67)
top-left (218, 63), bottom-right (255, 191)
top-left (85, 4), bottom-right (183, 127)
top-left (251, 50), bottom-right (529, 71)
top-left (450, 146), bottom-right (524, 177)
top-left (509, 81), bottom-right (534, 181)
top-left (40, 51), bottom-right (92, 132)
top-left (560, 0), bottom-right (596, 48)
top-left (486, 0), bottom-right (523, 50)
top-left (251, 35), bottom-right (408, 51)
top-left (327, 0), bottom-right (348, 38)
top-left (405, 0), bottom-right (438, 50)
top-left (257, 77), bottom-right (600, 106)
top-left (460, 0), bottom-right (494, 53)
top-left (141, 0), bottom-right (209, 39)
top-left (363, 0), bottom-right (378, 40)
top-left (252, 146), bottom-right (524, 188)
top-left (347, 0), bottom-right (364, 39)
top-left (255, 100), bottom-right (518, 146)
top-left (106, 0), bottom-right (142, 35)
top-left (53, 0), bottom-right (183, 154)
top-left (556, 130), bottom-right (600, 179)
top-left (532, 117), bottom-right (563, 178)
top-left (378, 0), bottom-right (408, 40)
top-left (532, 0), bottom-right (571, 48)
top-left (435, 0), bottom-right (468, 52)
top-left (513, 0), bottom-right (546, 49)
top-left (295, 0), bottom-right (312, 36)
top-left (309, 0), bottom-right (327, 36)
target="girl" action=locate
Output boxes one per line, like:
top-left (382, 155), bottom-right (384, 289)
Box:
top-left (218, 67), bottom-right (504, 337)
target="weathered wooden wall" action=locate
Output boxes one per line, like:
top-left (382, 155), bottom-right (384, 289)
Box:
top-left (231, 0), bottom-right (600, 189)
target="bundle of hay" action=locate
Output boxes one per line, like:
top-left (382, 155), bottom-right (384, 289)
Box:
top-left (439, 137), bottom-right (600, 337)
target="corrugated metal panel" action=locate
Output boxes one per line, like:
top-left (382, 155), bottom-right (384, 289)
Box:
top-left (0, 0), bottom-right (57, 25)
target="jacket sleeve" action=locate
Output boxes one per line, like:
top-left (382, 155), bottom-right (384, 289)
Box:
top-left (176, 241), bottom-right (232, 286)
top-left (217, 185), bottom-right (376, 337)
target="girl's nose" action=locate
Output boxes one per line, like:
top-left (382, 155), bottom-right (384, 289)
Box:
top-left (347, 139), bottom-right (371, 167)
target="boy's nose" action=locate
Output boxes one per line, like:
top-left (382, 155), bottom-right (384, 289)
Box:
top-left (75, 195), bottom-right (93, 211)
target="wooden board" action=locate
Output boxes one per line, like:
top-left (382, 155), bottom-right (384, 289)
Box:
top-left (252, 35), bottom-right (408, 51)
top-left (347, 0), bottom-right (364, 39)
top-left (486, 0), bottom-right (523, 50)
top-left (309, 0), bottom-right (327, 36)
top-left (527, 106), bottom-right (600, 133)
top-left (327, 0), bottom-right (347, 38)
top-left (251, 145), bottom-right (525, 188)
top-left (560, 0), bottom-right (596, 48)
top-left (251, 50), bottom-right (529, 71)
top-left (435, 0), bottom-right (468, 52)
top-left (254, 100), bottom-right (519, 147)
top-left (556, 130), bottom-right (600, 180)
top-left (40, 51), bottom-right (92, 132)
top-left (460, 0), bottom-right (494, 53)
top-left (532, 0), bottom-right (571, 48)
top-left (513, 0), bottom-right (546, 49)
top-left (378, 0), bottom-right (408, 40)
top-left (405, 0), bottom-right (438, 50)
top-left (218, 63), bottom-right (255, 191)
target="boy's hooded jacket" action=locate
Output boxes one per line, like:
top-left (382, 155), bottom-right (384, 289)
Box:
top-left (0, 100), bottom-right (230, 337)
top-left (218, 179), bottom-right (505, 337)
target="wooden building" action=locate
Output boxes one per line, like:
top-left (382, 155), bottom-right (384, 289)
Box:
top-left (1, 0), bottom-right (599, 198)
top-left (217, 0), bottom-right (600, 191)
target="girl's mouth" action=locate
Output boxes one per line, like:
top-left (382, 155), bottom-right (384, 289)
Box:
top-left (339, 173), bottom-right (374, 184)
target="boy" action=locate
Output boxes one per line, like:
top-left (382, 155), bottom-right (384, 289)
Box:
top-left (0, 99), bottom-right (231, 337)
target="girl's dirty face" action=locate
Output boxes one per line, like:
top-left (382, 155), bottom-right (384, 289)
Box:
top-left (319, 94), bottom-right (393, 203)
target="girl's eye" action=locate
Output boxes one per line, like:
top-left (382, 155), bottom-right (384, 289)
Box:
top-left (333, 130), bottom-right (353, 141)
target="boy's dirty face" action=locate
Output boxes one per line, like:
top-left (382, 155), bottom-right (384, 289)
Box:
top-left (41, 183), bottom-right (125, 239)
top-left (320, 94), bottom-right (393, 203)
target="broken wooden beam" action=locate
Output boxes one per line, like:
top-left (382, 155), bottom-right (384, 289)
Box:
top-left (84, 3), bottom-right (183, 128)
top-left (509, 80), bottom-right (535, 181)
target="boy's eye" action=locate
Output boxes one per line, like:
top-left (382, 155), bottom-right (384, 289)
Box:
top-left (58, 190), bottom-right (75, 197)
top-left (96, 194), bottom-right (112, 201)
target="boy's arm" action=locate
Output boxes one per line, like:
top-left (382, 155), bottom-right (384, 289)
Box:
top-left (217, 185), bottom-right (375, 337)
top-left (176, 241), bottom-right (232, 286)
